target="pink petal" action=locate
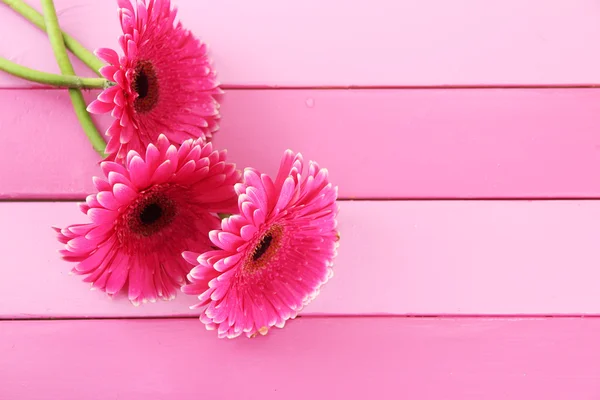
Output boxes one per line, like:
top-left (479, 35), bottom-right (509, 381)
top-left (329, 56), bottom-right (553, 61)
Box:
top-left (127, 262), bottom-right (145, 301)
top-left (92, 177), bottom-right (111, 192)
top-left (120, 121), bottom-right (134, 142)
top-left (96, 191), bottom-right (120, 210)
top-left (155, 134), bottom-right (170, 154)
top-left (112, 105), bottom-right (124, 120)
top-left (273, 150), bottom-right (296, 189)
top-left (85, 223), bottom-right (115, 240)
top-left (99, 65), bottom-right (119, 80)
top-left (86, 194), bottom-right (101, 209)
top-left (274, 176), bottom-right (296, 212)
top-left (117, 0), bottom-right (135, 14)
top-left (128, 156), bottom-right (151, 189)
top-left (245, 187), bottom-right (268, 213)
top-left (106, 254), bottom-right (129, 294)
top-left (182, 251), bottom-right (200, 265)
top-left (88, 208), bottom-right (118, 224)
top-left (209, 231), bottom-right (243, 251)
top-left (171, 160), bottom-right (195, 183)
top-left (113, 89), bottom-right (126, 107)
top-left (101, 160), bottom-right (128, 178)
top-left (87, 99), bottom-right (114, 114)
top-left (105, 136), bottom-right (121, 155)
top-left (74, 243), bottom-right (112, 274)
top-left (106, 119), bottom-right (122, 138)
top-left (145, 144), bottom-right (161, 170)
top-left (223, 253), bottom-right (243, 268)
top-left (177, 140), bottom-right (193, 161)
top-left (127, 39), bottom-right (138, 60)
top-left (79, 203), bottom-right (90, 214)
top-left (108, 171), bottom-right (132, 187)
top-left (240, 224), bottom-right (258, 241)
top-left (240, 201), bottom-right (256, 222)
top-left (95, 47), bottom-right (120, 65)
top-left (252, 208), bottom-right (266, 226)
top-left (165, 145), bottom-right (179, 169)
top-left (150, 160), bottom-right (175, 184)
top-left (113, 182), bottom-right (137, 204)
top-left (67, 224), bottom-right (93, 236)
top-left (136, 0), bottom-right (148, 25)
top-left (97, 86), bottom-right (119, 103)
top-left (126, 150), bottom-right (141, 166)
top-left (114, 70), bottom-right (126, 88)
top-left (66, 236), bottom-right (97, 252)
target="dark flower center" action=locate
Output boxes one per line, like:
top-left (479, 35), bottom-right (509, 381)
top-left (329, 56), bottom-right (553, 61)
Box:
top-left (137, 74), bottom-right (149, 98)
top-left (244, 225), bottom-right (284, 273)
top-left (139, 203), bottom-right (163, 225)
top-left (132, 60), bottom-right (159, 113)
top-left (123, 186), bottom-right (176, 239)
top-left (252, 232), bottom-right (273, 261)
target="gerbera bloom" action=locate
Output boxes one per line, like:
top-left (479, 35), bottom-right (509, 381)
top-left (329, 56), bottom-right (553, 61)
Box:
top-left (182, 150), bottom-right (339, 339)
top-left (87, 0), bottom-right (221, 160)
top-left (55, 134), bottom-right (240, 305)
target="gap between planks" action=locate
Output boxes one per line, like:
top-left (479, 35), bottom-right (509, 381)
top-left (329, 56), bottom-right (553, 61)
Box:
top-left (2, 315), bottom-right (598, 322)
top-left (2, 84), bottom-right (600, 91)
top-left (6, 198), bottom-right (600, 202)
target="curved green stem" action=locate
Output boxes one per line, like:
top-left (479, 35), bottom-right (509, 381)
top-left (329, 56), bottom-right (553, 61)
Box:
top-left (0, 58), bottom-right (111, 89)
top-left (1, 0), bottom-right (104, 74)
top-left (41, 0), bottom-right (107, 158)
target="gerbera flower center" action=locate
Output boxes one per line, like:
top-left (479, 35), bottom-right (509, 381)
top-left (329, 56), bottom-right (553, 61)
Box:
top-left (244, 225), bottom-right (284, 273)
top-left (139, 202), bottom-right (163, 225)
top-left (123, 185), bottom-right (177, 239)
top-left (132, 60), bottom-right (159, 113)
top-left (252, 232), bottom-right (273, 261)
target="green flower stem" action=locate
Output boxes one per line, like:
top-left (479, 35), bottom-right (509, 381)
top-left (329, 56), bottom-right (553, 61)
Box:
top-left (1, 0), bottom-right (104, 74)
top-left (41, 0), bottom-right (106, 157)
top-left (0, 57), bottom-right (111, 89)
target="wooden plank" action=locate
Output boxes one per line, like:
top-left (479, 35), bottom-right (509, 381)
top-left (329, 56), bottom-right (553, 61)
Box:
top-left (0, 89), bottom-right (106, 200)
top-left (3, 88), bottom-right (600, 200)
top-left (2, 317), bottom-right (599, 399)
top-left (1, 0), bottom-right (600, 87)
top-left (3, 200), bottom-right (600, 318)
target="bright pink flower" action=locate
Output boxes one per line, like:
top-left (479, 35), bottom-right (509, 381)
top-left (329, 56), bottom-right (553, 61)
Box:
top-left (182, 150), bottom-right (339, 338)
top-left (87, 0), bottom-right (221, 160)
top-left (55, 134), bottom-right (240, 305)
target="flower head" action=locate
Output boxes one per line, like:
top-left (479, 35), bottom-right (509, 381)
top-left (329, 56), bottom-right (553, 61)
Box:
top-left (88, 0), bottom-right (221, 160)
top-left (56, 134), bottom-right (240, 304)
top-left (182, 150), bottom-right (339, 338)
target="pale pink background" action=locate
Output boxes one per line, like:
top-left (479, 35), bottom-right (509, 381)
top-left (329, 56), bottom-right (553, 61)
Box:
top-left (1, 0), bottom-right (600, 398)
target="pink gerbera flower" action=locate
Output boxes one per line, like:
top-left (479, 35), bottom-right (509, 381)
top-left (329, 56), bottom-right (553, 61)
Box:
top-left (55, 134), bottom-right (240, 304)
top-left (87, 0), bottom-right (221, 160)
top-left (182, 150), bottom-right (339, 338)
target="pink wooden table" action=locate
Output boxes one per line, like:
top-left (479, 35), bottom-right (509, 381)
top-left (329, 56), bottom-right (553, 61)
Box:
top-left (2, 0), bottom-right (600, 398)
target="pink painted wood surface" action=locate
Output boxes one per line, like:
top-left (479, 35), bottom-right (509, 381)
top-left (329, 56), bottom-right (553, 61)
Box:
top-left (4, 200), bottom-right (600, 318)
top-left (2, 317), bottom-right (600, 399)
top-left (3, 88), bottom-right (600, 200)
top-left (1, 0), bottom-right (600, 87)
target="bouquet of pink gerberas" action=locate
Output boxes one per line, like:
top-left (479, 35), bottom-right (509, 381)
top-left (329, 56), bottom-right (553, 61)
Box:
top-left (1, 0), bottom-right (339, 339)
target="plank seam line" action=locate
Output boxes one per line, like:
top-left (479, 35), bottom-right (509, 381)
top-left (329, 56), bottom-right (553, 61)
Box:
top-left (2, 314), bottom-right (599, 322)
top-left (2, 84), bottom-right (600, 91)
top-left (222, 84), bottom-right (600, 90)
top-left (5, 197), bottom-right (600, 203)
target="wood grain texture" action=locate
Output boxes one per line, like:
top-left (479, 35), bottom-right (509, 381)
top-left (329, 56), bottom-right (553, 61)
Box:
top-left (1, 0), bottom-right (600, 87)
top-left (2, 317), bottom-right (600, 399)
top-left (3, 200), bottom-right (600, 318)
top-left (3, 88), bottom-right (600, 200)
